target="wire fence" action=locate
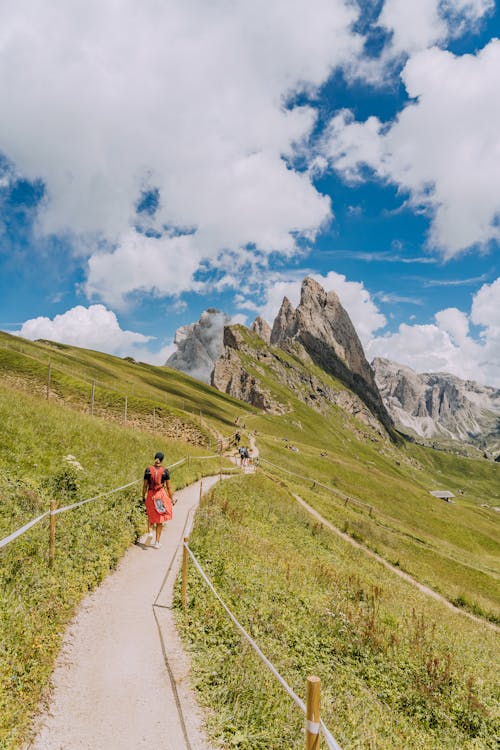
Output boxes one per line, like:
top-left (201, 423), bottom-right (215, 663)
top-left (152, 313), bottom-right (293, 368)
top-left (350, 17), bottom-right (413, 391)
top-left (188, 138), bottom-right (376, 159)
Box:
top-left (184, 541), bottom-right (343, 750)
top-left (260, 457), bottom-right (374, 515)
top-left (0, 340), bottom-right (220, 445)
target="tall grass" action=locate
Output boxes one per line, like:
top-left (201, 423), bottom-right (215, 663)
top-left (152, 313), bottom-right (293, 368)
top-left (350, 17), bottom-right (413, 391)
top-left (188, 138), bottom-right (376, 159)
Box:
top-left (0, 384), bottom-right (226, 750)
top-left (176, 474), bottom-right (499, 749)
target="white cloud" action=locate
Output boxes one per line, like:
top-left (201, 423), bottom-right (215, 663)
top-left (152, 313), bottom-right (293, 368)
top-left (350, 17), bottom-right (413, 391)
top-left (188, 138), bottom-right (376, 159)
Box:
top-left (0, 0), bottom-right (365, 304)
top-left (17, 305), bottom-right (153, 357)
top-left (366, 277), bottom-right (500, 387)
top-left (246, 271), bottom-right (386, 347)
top-left (378, 0), bottom-right (492, 58)
top-left (323, 39), bottom-right (500, 257)
top-left (85, 231), bottom-right (204, 308)
top-left (349, 0), bottom-right (493, 84)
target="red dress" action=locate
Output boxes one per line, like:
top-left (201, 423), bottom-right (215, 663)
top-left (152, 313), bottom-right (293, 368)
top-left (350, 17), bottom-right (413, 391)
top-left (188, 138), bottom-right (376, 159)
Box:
top-left (144, 465), bottom-right (172, 524)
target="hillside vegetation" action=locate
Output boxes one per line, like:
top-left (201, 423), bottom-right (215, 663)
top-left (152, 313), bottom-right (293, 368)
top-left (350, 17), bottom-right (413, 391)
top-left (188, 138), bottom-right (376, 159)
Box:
top-left (0, 329), bottom-right (498, 749)
top-left (178, 475), bottom-right (498, 749)
top-left (0, 333), bottom-right (246, 750)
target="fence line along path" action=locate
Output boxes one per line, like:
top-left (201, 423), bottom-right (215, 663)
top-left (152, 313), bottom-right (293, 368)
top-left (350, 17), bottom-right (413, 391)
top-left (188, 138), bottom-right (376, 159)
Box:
top-left (28, 476), bottom-right (222, 750)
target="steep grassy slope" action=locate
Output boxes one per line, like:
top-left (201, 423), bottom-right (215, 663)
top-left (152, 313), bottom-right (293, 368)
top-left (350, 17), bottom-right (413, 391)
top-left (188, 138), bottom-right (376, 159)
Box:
top-left (0, 330), bottom-right (253, 443)
top-left (215, 327), bottom-right (500, 621)
top-left (0, 345), bottom-right (245, 750)
top-left (0, 329), bottom-right (498, 749)
top-left (177, 475), bottom-right (499, 750)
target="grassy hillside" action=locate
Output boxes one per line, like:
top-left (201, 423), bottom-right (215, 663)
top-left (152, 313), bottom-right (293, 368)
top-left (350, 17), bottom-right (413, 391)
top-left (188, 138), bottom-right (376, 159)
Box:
top-left (177, 475), bottom-right (499, 749)
top-left (0, 338), bottom-right (247, 750)
top-left (0, 329), bottom-right (498, 749)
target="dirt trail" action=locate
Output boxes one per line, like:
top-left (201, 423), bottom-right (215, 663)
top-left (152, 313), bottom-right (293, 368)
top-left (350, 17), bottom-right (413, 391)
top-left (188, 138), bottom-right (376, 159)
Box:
top-left (28, 477), bottom-right (221, 750)
top-left (292, 492), bottom-right (499, 633)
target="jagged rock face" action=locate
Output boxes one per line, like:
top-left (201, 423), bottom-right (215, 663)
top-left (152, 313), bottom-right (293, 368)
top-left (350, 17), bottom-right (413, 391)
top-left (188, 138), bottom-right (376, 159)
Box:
top-left (270, 296), bottom-right (297, 341)
top-left (373, 357), bottom-right (500, 453)
top-left (271, 277), bottom-right (392, 431)
top-left (250, 316), bottom-right (272, 344)
top-left (211, 324), bottom-right (387, 435)
top-left (166, 308), bottom-right (229, 383)
top-left (211, 328), bottom-right (287, 414)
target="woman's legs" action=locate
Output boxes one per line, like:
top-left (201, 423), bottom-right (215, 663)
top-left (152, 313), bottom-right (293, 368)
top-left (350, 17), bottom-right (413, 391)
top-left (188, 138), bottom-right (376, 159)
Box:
top-left (155, 523), bottom-right (164, 543)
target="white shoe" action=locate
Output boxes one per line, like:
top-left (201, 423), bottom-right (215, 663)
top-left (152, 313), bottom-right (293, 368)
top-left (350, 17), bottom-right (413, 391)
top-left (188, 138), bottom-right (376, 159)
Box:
top-left (139, 532), bottom-right (153, 546)
top-left (152, 541), bottom-right (161, 549)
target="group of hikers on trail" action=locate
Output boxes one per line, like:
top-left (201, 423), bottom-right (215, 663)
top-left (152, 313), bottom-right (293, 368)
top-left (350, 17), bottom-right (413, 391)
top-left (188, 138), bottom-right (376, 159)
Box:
top-left (238, 445), bottom-right (251, 466)
top-left (138, 451), bottom-right (176, 549)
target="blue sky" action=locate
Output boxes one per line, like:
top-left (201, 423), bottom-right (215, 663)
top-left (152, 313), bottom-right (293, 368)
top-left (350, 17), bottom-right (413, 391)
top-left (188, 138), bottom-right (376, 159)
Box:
top-left (0, 0), bottom-right (499, 386)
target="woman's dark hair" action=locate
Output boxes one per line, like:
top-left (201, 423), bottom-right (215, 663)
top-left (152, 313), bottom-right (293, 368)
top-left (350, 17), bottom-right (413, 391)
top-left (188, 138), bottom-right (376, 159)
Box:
top-left (154, 452), bottom-right (164, 462)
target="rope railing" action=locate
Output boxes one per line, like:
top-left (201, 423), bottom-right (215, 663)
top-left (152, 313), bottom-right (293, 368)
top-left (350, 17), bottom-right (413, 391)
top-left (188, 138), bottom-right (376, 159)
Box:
top-left (0, 511), bottom-right (50, 550)
top-left (184, 542), bottom-right (343, 750)
top-left (0, 453), bottom-right (228, 553)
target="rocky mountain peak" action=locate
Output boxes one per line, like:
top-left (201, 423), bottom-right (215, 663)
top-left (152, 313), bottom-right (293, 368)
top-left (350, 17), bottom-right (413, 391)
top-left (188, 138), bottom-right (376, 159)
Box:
top-left (271, 296), bottom-right (297, 342)
top-left (270, 277), bottom-right (392, 431)
top-left (250, 316), bottom-right (272, 344)
top-left (300, 276), bottom-right (328, 307)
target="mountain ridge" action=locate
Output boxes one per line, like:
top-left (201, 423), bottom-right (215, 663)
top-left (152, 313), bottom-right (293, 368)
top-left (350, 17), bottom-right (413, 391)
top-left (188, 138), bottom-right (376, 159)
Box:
top-left (373, 357), bottom-right (500, 455)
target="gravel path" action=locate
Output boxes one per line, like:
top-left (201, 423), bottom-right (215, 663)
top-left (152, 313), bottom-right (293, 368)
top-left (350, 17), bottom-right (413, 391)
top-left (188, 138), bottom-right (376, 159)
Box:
top-left (28, 477), bottom-right (221, 750)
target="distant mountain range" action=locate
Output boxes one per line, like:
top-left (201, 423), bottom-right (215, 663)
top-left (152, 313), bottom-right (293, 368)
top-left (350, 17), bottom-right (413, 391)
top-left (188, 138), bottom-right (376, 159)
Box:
top-left (166, 278), bottom-right (500, 456)
top-left (372, 358), bottom-right (500, 455)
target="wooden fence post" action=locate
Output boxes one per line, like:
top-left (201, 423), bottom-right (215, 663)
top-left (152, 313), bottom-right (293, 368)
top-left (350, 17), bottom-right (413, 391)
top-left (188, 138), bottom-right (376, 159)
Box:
top-left (49, 500), bottom-right (57, 568)
top-left (199, 479), bottom-right (203, 504)
top-left (153, 407), bottom-right (156, 431)
top-left (124, 395), bottom-right (128, 422)
top-left (305, 676), bottom-right (321, 750)
top-left (182, 537), bottom-right (189, 610)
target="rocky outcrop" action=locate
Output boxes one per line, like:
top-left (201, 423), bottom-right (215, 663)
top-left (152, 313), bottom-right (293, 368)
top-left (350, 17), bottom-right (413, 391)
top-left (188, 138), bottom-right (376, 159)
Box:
top-left (271, 277), bottom-right (392, 432)
top-left (373, 357), bottom-right (500, 453)
top-left (211, 323), bottom-right (387, 435)
top-left (166, 308), bottom-right (229, 383)
top-left (211, 327), bottom-right (287, 414)
top-left (250, 316), bottom-right (272, 344)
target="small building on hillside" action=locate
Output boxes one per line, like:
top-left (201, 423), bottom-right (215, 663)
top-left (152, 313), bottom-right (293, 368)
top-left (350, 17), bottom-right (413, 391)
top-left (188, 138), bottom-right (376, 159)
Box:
top-left (430, 490), bottom-right (455, 503)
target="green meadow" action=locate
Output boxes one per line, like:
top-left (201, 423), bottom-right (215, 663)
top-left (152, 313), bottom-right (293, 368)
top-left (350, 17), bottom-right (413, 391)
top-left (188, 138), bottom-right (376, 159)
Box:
top-left (0, 330), bottom-right (499, 749)
top-left (177, 475), bottom-right (499, 750)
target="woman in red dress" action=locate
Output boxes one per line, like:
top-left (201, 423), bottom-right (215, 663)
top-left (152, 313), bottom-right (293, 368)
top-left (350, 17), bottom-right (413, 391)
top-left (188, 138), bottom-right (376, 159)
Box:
top-left (140, 452), bottom-right (175, 549)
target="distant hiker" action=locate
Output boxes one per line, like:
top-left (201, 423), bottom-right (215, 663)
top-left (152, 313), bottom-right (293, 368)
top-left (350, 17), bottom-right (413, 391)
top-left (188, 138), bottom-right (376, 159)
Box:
top-left (139, 452), bottom-right (175, 549)
top-left (235, 431), bottom-right (241, 446)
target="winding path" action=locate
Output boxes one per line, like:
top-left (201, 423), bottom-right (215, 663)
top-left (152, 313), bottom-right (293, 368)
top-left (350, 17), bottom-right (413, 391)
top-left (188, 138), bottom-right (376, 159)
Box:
top-left (28, 477), bottom-right (221, 750)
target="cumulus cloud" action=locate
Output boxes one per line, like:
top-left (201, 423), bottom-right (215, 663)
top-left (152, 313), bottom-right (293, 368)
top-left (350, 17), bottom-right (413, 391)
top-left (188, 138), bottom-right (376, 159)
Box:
top-left (378, 0), bottom-right (493, 58)
top-left (322, 39), bottom-right (500, 257)
top-left (17, 305), bottom-right (153, 357)
top-left (366, 277), bottom-right (500, 387)
top-left (0, 0), bottom-right (365, 304)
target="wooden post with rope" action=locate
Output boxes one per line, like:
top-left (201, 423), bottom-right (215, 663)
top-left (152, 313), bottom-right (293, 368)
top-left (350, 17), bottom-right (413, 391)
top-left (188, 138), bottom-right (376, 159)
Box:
top-left (182, 537), bottom-right (189, 610)
top-left (305, 676), bottom-right (321, 749)
top-left (48, 499), bottom-right (57, 568)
